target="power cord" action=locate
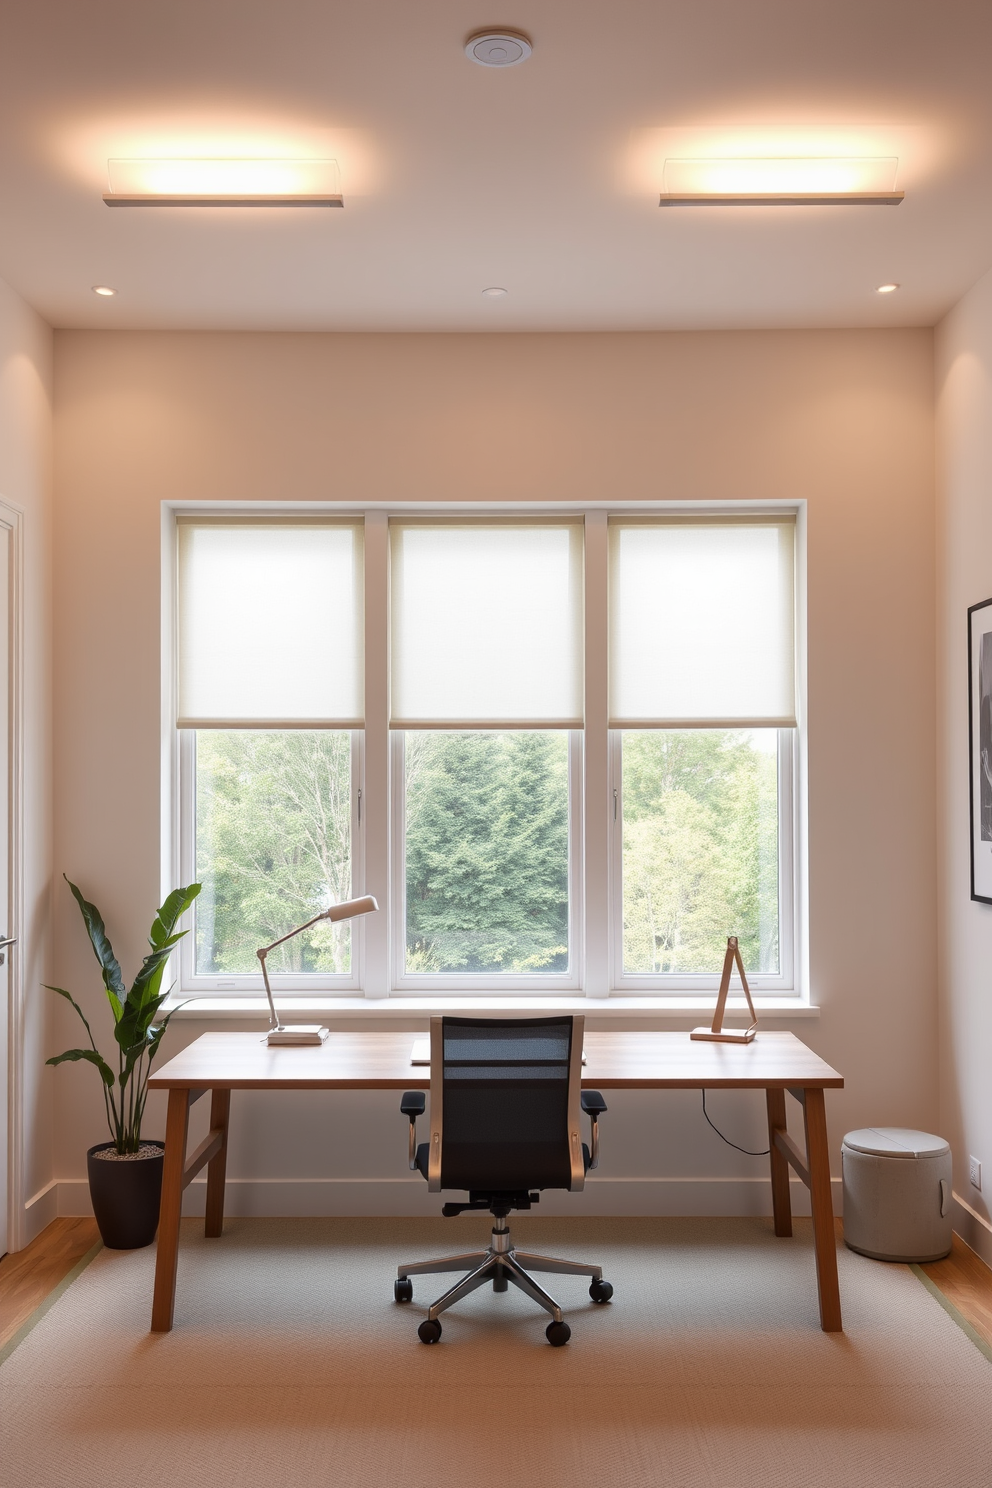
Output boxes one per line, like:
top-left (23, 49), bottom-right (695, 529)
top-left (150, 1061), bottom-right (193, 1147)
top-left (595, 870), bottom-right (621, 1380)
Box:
top-left (701, 1090), bottom-right (770, 1157)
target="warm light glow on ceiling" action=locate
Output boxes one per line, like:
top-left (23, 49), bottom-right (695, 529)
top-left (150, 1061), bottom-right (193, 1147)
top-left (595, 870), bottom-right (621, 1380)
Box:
top-left (662, 156), bottom-right (899, 198)
top-left (624, 125), bottom-right (937, 200)
top-left (876, 283), bottom-right (900, 293)
top-left (91, 285), bottom-right (116, 296)
top-left (104, 157), bottom-right (342, 205)
top-left (55, 116), bottom-right (382, 200)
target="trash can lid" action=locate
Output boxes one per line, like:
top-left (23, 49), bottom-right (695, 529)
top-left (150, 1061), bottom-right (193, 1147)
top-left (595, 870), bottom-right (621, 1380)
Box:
top-left (843, 1127), bottom-right (950, 1158)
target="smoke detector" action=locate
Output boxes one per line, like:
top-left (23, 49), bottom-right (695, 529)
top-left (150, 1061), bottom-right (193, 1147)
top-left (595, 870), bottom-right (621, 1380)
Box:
top-left (465, 31), bottom-right (532, 67)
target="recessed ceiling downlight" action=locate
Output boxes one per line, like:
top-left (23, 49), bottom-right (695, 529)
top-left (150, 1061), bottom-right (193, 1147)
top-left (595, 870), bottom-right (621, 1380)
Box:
top-left (482, 286), bottom-right (508, 297)
top-left (92, 285), bottom-right (116, 296)
top-left (876, 282), bottom-right (900, 293)
top-left (465, 31), bottom-right (532, 66)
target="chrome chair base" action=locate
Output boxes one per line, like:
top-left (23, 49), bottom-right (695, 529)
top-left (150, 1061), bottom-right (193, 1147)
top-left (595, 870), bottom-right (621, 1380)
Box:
top-left (396, 1221), bottom-right (605, 1325)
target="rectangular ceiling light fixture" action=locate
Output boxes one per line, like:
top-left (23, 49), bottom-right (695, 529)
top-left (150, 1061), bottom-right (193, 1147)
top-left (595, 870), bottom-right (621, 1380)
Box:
top-left (659, 156), bottom-right (902, 206)
top-left (103, 158), bottom-right (343, 207)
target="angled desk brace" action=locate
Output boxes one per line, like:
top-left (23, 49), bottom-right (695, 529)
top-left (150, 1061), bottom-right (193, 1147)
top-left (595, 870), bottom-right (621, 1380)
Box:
top-left (148, 1029), bottom-right (843, 1335)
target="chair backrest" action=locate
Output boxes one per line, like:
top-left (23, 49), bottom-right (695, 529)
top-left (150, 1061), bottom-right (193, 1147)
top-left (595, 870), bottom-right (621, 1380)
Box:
top-left (427, 1015), bottom-right (585, 1195)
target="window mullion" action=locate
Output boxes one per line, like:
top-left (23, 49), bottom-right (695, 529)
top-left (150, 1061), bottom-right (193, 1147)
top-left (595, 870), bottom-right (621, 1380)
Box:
top-left (584, 511), bottom-right (610, 997)
top-left (363, 511), bottom-right (390, 997)
top-left (178, 728), bottom-right (196, 989)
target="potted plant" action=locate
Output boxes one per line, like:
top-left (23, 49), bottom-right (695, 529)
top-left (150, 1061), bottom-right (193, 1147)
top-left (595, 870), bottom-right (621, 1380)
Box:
top-left (47, 876), bottom-right (201, 1249)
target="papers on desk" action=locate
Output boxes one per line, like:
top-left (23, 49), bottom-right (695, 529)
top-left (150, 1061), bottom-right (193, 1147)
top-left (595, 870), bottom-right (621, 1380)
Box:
top-left (410, 1038), bottom-right (586, 1066)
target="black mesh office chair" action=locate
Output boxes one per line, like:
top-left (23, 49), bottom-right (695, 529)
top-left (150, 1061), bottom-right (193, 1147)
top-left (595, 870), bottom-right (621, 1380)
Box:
top-left (394, 1015), bottom-right (612, 1346)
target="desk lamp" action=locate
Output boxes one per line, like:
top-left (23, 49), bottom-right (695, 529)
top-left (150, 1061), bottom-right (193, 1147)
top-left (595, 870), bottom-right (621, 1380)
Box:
top-left (690, 935), bottom-right (758, 1044)
top-left (257, 895), bottom-right (378, 1046)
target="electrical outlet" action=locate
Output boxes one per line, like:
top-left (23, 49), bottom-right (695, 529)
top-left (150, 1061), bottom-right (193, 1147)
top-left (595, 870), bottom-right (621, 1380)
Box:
top-left (969, 1156), bottom-right (982, 1191)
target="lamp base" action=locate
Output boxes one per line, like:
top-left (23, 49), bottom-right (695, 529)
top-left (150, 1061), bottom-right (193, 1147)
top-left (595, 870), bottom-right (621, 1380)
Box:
top-left (690, 1026), bottom-right (757, 1044)
top-left (266, 1025), bottom-right (330, 1046)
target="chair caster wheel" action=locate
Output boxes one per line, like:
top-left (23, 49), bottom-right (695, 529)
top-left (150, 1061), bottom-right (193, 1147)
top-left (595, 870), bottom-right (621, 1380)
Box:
top-left (418, 1319), bottom-right (442, 1344)
top-left (546, 1321), bottom-right (571, 1347)
top-left (395, 1278), bottom-right (413, 1303)
top-left (589, 1279), bottom-right (613, 1303)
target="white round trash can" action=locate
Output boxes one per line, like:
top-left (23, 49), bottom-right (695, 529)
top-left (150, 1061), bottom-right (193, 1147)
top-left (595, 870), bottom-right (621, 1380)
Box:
top-left (841, 1128), bottom-right (952, 1262)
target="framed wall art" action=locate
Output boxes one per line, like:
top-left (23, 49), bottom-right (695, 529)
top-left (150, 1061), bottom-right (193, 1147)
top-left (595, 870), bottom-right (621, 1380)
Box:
top-left (968, 597), bottom-right (992, 902)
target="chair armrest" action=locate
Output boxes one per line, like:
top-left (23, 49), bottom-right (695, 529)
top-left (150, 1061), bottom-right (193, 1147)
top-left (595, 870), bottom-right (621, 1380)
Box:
top-left (581, 1089), bottom-right (606, 1170)
top-left (400, 1091), bottom-right (426, 1170)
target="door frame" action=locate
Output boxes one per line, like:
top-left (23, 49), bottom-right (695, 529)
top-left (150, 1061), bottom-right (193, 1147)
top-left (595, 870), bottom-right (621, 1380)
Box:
top-left (0, 500), bottom-right (24, 1254)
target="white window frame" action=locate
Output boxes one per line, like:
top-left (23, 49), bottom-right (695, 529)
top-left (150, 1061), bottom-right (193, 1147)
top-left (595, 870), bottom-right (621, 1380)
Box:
top-left (166, 500), bottom-right (806, 1004)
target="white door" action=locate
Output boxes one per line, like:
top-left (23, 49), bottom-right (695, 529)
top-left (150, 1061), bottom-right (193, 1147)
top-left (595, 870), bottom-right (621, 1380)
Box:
top-left (0, 523), bottom-right (10, 1255)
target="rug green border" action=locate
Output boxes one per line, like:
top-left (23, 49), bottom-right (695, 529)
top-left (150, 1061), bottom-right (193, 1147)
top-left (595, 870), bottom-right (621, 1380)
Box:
top-left (910, 1262), bottom-right (992, 1364)
top-left (0, 1241), bottom-right (103, 1370)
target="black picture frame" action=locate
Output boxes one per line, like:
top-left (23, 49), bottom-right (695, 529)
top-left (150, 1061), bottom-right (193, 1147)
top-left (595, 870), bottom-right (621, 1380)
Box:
top-left (968, 598), bottom-right (992, 902)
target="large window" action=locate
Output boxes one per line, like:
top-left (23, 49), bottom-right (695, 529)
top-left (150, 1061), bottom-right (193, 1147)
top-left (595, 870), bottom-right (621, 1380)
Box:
top-left (173, 508), bottom-right (801, 1000)
top-left (607, 516), bottom-right (797, 991)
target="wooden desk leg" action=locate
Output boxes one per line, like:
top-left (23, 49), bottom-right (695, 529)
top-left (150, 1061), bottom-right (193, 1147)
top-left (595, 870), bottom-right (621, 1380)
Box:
top-left (803, 1086), bottom-right (842, 1333)
top-left (766, 1087), bottom-right (793, 1237)
top-left (151, 1086), bottom-right (191, 1333)
top-left (204, 1088), bottom-right (231, 1239)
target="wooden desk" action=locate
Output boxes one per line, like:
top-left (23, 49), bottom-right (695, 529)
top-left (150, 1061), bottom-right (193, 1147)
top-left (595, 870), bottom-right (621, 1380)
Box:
top-left (147, 1029), bottom-right (844, 1334)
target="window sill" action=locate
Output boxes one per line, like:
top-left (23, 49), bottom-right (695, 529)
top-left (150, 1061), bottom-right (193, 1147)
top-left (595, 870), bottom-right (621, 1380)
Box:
top-left (163, 993), bottom-right (819, 1022)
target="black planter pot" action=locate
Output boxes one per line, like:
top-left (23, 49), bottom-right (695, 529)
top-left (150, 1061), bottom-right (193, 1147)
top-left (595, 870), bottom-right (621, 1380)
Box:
top-left (86, 1141), bottom-right (165, 1249)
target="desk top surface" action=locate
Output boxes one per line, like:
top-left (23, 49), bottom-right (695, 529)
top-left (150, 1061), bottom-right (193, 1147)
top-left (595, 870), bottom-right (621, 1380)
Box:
top-left (149, 1029), bottom-right (843, 1091)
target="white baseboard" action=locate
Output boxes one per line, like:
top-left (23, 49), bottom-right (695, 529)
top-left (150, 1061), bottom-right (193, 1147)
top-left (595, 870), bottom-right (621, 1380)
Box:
top-left (54, 1174), bottom-right (841, 1220)
top-left (952, 1191), bottom-right (992, 1269)
top-left (22, 1179), bottom-right (58, 1243)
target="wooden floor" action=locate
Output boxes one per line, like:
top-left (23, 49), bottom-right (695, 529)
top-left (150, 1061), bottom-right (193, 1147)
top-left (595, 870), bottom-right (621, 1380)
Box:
top-left (919, 1235), bottom-right (992, 1345)
top-left (0, 1217), bottom-right (100, 1350)
top-left (2, 1218), bottom-right (992, 1355)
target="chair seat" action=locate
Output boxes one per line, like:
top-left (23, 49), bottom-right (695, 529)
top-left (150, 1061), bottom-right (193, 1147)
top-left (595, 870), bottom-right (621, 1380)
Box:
top-left (413, 1139), bottom-right (593, 1185)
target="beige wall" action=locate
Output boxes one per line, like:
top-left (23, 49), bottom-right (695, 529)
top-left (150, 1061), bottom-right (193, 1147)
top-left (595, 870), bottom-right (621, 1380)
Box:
top-left (936, 269), bottom-right (992, 1263)
top-left (50, 328), bottom-right (936, 1215)
top-left (0, 275), bottom-right (53, 1248)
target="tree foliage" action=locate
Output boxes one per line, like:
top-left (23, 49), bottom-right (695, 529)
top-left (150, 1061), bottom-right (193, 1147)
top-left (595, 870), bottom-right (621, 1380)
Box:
top-left (621, 730), bottom-right (779, 974)
top-left (195, 731), bottom-right (352, 975)
top-left (405, 732), bottom-right (568, 973)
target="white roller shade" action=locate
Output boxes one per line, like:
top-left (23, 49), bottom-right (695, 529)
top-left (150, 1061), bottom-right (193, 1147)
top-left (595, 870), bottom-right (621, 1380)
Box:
top-left (609, 519), bottom-right (796, 727)
top-left (390, 523), bottom-right (583, 727)
top-left (177, 520), bottom-right (363, 727)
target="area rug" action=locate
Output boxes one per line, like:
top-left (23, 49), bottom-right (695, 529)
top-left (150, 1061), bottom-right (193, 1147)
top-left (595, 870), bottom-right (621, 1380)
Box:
top-left (2, 1216), bottom-right (990, 1487)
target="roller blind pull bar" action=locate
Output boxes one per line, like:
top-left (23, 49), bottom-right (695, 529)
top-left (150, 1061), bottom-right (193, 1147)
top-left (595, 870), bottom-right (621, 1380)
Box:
top-left (389, 718), bottom-right (584, 731)
top-left (608, 715), bottom-right (798, 731)
top-left (177, 717), bottom-right (366, 731)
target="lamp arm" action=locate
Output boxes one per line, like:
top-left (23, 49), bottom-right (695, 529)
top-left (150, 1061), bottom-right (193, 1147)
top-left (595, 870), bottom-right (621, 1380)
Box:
top-left (256, 911), bottom-right (328, 960)
top-left (255, 897), bottom-right (378, 1034)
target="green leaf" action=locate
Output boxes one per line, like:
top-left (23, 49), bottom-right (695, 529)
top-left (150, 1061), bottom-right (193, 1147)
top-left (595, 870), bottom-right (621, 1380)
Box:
top-left (64, 877), bottom-right (125, 1005)
top-left (127, 945), bottom-right (174, 1017)
top-left (129, 884), bottom-right (200, 1012)
top-left (46, 1048), bottom-right (115, 1088)
top-left (149, 883), bottom-right (201, 949)
top-left (45, 983), bottom-right (103, 1050)
top-left (146, 1002), bottom-right (188, 1067)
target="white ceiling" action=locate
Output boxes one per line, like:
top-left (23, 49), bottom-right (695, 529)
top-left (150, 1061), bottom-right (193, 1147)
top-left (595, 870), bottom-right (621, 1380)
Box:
top-left (2, 0), bottom-right (991, 332)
